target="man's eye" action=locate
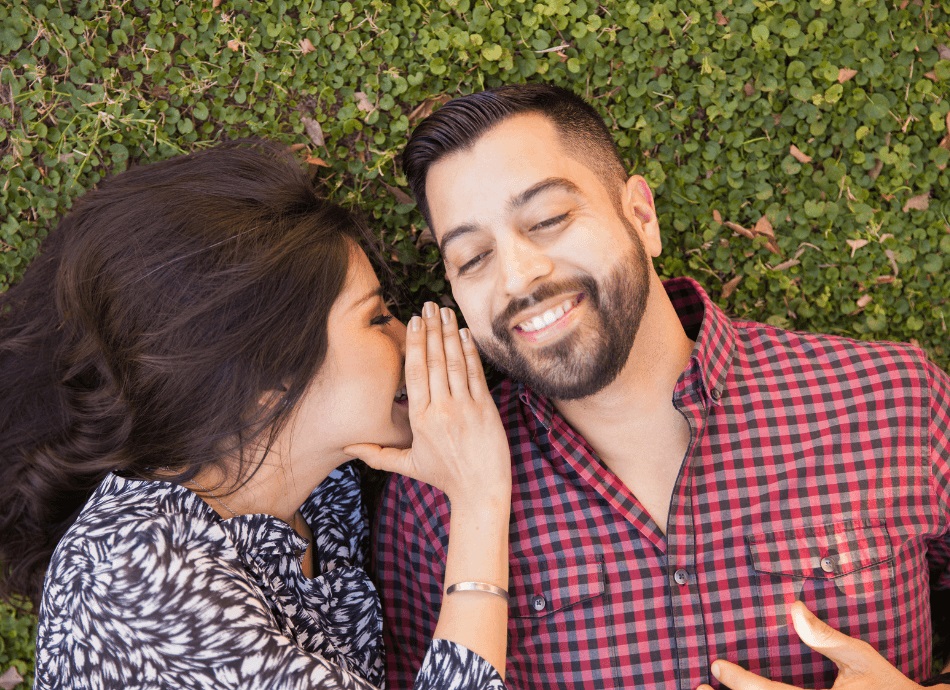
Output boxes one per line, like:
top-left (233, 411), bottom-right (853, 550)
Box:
top-left (531, 213), bottom-right (568, 232)
top-left (457, 250), bottom-right (491, 275)
top-left (371, 314), bottom-right (394, 326)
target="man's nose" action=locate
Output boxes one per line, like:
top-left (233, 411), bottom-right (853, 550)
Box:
top-left (500, 237), bottom-right (554, 296)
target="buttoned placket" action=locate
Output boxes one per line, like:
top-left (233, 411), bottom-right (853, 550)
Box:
top-left (666, 361), bottom-right (714, 690)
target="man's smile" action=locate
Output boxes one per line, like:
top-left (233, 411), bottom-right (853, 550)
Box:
top-left (511, 293), bottom-right (585, 343)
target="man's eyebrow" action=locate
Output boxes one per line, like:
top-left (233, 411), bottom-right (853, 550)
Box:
top-left (508, 177), bottom-right (582, 212)
top-left (437, 177), bottom-right (581, 256)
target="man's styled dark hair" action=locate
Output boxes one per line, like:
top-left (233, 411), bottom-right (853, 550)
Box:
top-left (402, 83), bottom-right (628, 230)
top-left (0, 140), bottom-right (377, 606)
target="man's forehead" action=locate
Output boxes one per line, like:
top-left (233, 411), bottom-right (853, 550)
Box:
top-left (425, 113), bottom-right (573, 238)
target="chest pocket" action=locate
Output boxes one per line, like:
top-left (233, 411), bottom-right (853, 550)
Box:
top-left (509, 555), bottom-right (605, 619)
top-left (745, 520), bottom-right (897, 685)
top-left (505, 556), bottom-right (607, 686)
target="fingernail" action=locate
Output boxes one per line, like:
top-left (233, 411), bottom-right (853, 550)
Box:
top-left (440, 307), bottom-right (452, 324)
top-left (459, 328), bottom-right (470, 342)
top-left (710, 661), bottom-right (721, 680)
top-left (423, 302), bottom-right (435, 318)
top-left (410, 315), bottom-right (422, 331)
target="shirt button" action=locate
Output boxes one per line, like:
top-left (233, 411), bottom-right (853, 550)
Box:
top-left (711, 388), bottom-right (722, 401)
top-left (673, 569), bottom-right (689, 585)
top-left (820, 556), bottom-right (836, 573)
top-left (531, 594), bottom-right (547, 612)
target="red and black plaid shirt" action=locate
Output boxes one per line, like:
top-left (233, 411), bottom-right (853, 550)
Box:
top-left (375, 277), bottom-right (950, 689)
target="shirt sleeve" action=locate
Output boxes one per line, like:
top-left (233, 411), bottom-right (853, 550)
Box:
top-left (927, 357), bottom-right (950, 590)
top-left (36, 517), bottom-right (383, 690)
top-left (413, 639), bottom-right (506, 690)
top-left (373, 473), bottom-right (452, 689)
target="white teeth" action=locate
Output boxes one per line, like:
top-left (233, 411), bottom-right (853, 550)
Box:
top-left (517, 297), bottom-right (579, 333)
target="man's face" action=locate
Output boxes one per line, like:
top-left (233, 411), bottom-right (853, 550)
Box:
top-left (425, 113), bottom-right (660, 400)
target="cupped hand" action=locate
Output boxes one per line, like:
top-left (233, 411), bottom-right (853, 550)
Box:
top-left (344, 301), bottom-right (511, 506)
top-left (697, 601), bottom-right (927, 690)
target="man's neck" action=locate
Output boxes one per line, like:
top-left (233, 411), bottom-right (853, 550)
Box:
top-left (555, 274), bottom-right (694, 435)
top-left (551, 275), bottom-right (695, 532)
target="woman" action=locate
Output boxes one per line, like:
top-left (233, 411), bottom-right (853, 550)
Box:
top-left (0, 141), bottom-right (511, 688)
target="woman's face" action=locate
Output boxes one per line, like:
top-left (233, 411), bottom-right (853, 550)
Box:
top-left (285, 245), bottom-right (411, 465)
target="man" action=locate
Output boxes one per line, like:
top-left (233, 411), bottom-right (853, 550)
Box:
top-left (374, 84), bottom-right (950, 689)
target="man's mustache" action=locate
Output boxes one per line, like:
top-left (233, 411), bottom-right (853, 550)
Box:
top-left (492, 275), bottom-right (600, 339)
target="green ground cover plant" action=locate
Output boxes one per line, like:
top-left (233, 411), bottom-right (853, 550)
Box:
top-left (0, 0), bottom-right (947, 684)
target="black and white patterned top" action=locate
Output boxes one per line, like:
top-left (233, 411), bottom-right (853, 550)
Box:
top-left (34, 461), bottom-right (505, 689)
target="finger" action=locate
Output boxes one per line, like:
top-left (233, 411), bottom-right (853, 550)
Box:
top-left (460, 327), bottom-right (491, 399)
top-left (711, 660), bottom-right (801, 690)
top-left (439, 307), bottom-right (471, 398)
top-left (343, 444), bottom-right (413, 475)
top-left (422, 301), bottom-right (450, 398)
top-left (789, 601), bottom-right (875, 673)
top-left (404, 315), bottom-right (430, 413)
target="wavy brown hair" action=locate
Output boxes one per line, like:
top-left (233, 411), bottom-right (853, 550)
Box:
top-left (0, 140), bottom-right (375, 606)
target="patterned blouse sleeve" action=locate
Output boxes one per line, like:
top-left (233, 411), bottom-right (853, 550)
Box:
top-left (37, 515), bottom-right (382, 690)
top-left (413, 639), bottom-right (507, 690)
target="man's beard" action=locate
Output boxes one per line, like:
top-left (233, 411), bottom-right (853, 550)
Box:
top-left (478, 231), bottom-right (651, 401)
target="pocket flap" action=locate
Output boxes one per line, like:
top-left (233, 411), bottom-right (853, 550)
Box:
top-left (746, 519), bottom-right (892, 579)
top-left (509, 556), bottom-right (606, 619)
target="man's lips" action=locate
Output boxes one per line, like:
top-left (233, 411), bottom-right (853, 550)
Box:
top-left (512, 293), bottom-right (584, 334)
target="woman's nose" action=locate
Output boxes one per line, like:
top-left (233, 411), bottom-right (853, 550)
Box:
top-left (391, 317), bottom-right (408, 357)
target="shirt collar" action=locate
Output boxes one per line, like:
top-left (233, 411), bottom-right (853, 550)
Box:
top-left (517, 276), bottom-right (735, 426)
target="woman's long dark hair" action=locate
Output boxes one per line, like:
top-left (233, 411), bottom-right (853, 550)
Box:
top-left (0, 140), bottom-right (372, 606)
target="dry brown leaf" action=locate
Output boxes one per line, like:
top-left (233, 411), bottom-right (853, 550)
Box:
top-left (725, 221), bottom-right (755, 239)
top-left (884, 249), bottom-right (900, 276)
top-left (226, 38), bottom-right (241, 51)
top-left (903, 192), bottom-right (930, 212)
top-left (721, 275), bottom-right (742, 299)
top-left (837, 68), bottom-right (858, 83)
top-left (869, 158), bottom-right (884, 180)
top-left (743, 82), bottom-right (755, 97)
top-left (712, 209), bottom-right (723, 224)
top-left (876, 275), bottom-right (895, 284)
top-left (716, 11), bottom-right (729, 25)
top-left (765, 240), bottom-right (782, 256)
top-left (846, 238), bottom-right (870, 257)
top-left (771, 259), bottom-right (800, 271)
top-left (789, 145), bottom-right (813, 164)
top-left (939, 44), bottom-right (950, 61)
top-left (754, 215), bottom-right (775, 239)
top-left (381, 181), bottom-right (414, 205)
top-left (300, 116), bottom-right (325, 148)
top-left (856, 294), bottom-right (873, 309)
top-left (212, 0), bottom-right (221, 6)
top-left (305, 156), bottom-right (329, 167)
top-left (299, 38), bottom-right (315, 54)
top-left (355, 92), bottom-right (375, 114)
top-left (0, 667), bottom-right (24, 690)
top-left (925, 71), bottom-right (939, 82)
top-left (408, 95), bottom-right (451, 126)
top-left (415, 225), bottom-right (436, 249)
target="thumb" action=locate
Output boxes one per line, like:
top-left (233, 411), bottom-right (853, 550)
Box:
top-left (789, 601), bottom-right (875, 674)
top-left (343, 444), bottom-right (413, 474)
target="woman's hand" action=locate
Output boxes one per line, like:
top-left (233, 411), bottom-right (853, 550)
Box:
top-left (345, 301), bottom-right (511, 506)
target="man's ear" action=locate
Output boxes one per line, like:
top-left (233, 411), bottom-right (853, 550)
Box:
top-left (622, 175), bottom-right (662, 258)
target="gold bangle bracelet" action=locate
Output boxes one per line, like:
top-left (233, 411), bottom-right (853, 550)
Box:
top-left (445, 581), bottom-right (510, 602)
